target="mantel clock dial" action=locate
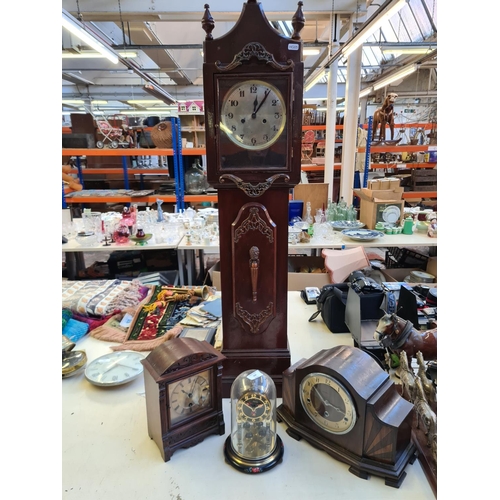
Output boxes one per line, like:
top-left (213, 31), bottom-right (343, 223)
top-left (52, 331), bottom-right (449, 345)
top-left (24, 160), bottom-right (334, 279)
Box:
top-left (299, 372), bottom-right (357, 435)
top-left (277, 345), bottom-right (417, 488)
top-left (220, 79), bottom-right (286, 151)
top-left (168, 369), bottom-right (212, 426)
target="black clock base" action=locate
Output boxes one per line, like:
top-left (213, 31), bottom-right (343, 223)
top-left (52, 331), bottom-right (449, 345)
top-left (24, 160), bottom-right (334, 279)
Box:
top-left (223, 435), bottom-right (284, 474)
top-left (277, 404), bottom-right (416, 488)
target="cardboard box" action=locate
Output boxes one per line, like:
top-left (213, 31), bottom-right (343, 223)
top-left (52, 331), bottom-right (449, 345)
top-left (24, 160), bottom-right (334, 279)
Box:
top-left (381, 268), bottom-right (437, 284)
top-left (426, 256), bottom-right (437, 280)
top-left (287, 256), bottom-right (331, 291)
top-left (367, 178), bottom-right (400, 190)
top-left (209, 261), bottom-right (222, 291)
top-left (356, 198), bottom-right (405, 230)
top-left (293, 183), bottom-right (329, 220)
top-left (386, 177), bottom-right (401, 189)
top-left (208, 257), bottom-right (331, 292)
top-left (357, 186), bottom-right (403, 201)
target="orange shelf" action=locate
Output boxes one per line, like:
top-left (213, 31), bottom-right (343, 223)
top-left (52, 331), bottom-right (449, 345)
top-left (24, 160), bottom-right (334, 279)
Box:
top-left (68, 168), bottom-right (171, 175)
top-left (358, 145), bottom-right (434, 153)
top-left (370, 162), bottom-right (436, 169)
top-left (402, 191), bottom-right (437, 199)
top-left (64, 194), bottom-right (218, 204)
top-left (62, 148), bottom-right (206, 157)
top-left (361, 122), bottom-right (436, 130)
top-left (301, 163), bottom-right (341, 171)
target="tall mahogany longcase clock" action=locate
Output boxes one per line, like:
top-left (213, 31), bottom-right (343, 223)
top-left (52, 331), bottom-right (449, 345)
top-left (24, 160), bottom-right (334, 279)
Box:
top-left (202, 1), bottom-right (305, 397)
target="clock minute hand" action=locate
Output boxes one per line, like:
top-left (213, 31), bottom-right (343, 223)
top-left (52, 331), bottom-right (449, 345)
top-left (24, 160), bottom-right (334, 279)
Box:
top-left (252, 89), bottom-right (271, 119)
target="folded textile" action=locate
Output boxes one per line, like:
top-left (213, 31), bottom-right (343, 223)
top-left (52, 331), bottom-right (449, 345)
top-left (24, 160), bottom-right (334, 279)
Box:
top-left (63, 318), bottom-right (89, 343)
top-left (62, 279), bottom-right (150, 317)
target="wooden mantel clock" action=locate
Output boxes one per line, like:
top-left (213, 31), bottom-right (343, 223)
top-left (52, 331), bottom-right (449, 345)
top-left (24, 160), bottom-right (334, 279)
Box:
top-left (141, 337), bottom-right (226, 461)
top-left (201, 1), bottom-right (305, 397)
top-left (277, 345), bottom-right (417, 488)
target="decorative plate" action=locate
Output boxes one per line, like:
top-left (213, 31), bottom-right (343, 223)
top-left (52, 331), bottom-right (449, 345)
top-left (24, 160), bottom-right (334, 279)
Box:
top-left (329, 220), bottom-right (365, 231)
top-left (341, 229), bottom-right (384, 242)
top-left (382, 206), bottom-right (401, 224)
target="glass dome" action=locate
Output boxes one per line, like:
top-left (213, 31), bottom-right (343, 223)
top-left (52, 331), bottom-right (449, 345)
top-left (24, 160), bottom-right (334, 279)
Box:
top-left (224, 369), bottom-right (283, 473)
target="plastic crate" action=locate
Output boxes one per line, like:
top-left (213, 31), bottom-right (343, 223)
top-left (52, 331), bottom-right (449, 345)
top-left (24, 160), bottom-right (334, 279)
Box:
top-left (384, 247), bottom-right (428, 270)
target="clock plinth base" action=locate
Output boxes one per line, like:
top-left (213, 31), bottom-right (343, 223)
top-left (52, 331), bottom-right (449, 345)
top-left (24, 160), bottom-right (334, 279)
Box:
top-left (221, 349), bottom-right (290, 398)
top-left (277, 403), bottom-right (416, 488)
top-left (223, 435), bottom-right (284, 474)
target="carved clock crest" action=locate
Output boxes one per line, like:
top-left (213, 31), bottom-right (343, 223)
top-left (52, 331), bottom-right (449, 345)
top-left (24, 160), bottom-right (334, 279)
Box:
top-left (202, 0), bottom-right (305, 396)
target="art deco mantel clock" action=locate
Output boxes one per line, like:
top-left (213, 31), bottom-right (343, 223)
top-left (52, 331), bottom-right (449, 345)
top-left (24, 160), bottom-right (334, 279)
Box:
top-left (201, 1), bottom-right (305, 397)
top-left (141, 337), bottom-right (226, 461)
top-left (277, 345), bottom-right (417, 488)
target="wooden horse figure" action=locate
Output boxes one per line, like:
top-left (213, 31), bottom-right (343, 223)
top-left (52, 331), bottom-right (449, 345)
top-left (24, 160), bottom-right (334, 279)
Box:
top-left (416, 350), bottom-right (437, 408)
top-left (372, 92), bottom-right (398, 142)
top-left (413, 375), bottom-right (437, 453)
top-left (374, 312), bottom-right (437, 364)
top-left (396, 350), bottom-right (417, 403)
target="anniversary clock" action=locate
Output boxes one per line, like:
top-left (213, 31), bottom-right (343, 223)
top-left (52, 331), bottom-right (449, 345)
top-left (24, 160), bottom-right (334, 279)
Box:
top-left (202, 1), bottom-right (305, 396)
top-left (277, 345), bottom-right (417, 488)
top-left (141, 337), bottom-right (226, 461)
top-left (224, 369), bottom-right (284, 473)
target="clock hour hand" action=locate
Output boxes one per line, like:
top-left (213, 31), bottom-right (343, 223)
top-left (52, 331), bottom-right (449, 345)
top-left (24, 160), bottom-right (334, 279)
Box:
top-left (252, 89), bottom-right (271, 119)
top-left (313, 387), bottom-right (344, 415)
top-left (252, 94), bottom-right (259, 113)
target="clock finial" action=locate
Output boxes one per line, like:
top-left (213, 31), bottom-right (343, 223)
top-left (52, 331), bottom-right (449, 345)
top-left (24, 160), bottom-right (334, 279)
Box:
top-left (201, 4), bottom-right (215, 40)
top-left (291, 1), bottom-right (305, 40)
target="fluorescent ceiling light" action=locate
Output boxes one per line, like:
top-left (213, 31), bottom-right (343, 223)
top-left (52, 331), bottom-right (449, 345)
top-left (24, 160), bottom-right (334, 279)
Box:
top-left (62, 9), bottom-right (119, 64)
top-left (303, 48), bottom-right (321, 56)
top-left (373, 63), bottom-right (417, 90)
top-left (62, 50), bottom-right (137, 58)
top-left (342, 0), bottom-right (408, 57)
top-left (304, 67), bottom-right (329, 92)
top-left (62, 72), bottom-right (95, 85)
top-left (62, 99), bottom-right (85, 104)
top-left (143, 83), bottom-right (177, 105)
top-left (382, 46), bottom-right (433, 55)
top-left (359, 87), bottom-right (373, 98)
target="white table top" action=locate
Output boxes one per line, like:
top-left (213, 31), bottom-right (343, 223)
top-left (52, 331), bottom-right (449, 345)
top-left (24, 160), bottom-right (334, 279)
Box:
top-left (62, 235), bottom-right (182, 252)
top-left (62, 292), bottom-right (435, 499)
top-left (177, 230), bottom-right (437, 252)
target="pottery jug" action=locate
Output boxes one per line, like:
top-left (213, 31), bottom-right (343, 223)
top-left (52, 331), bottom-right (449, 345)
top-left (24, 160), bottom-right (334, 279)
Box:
top-left (402, 218), bottom-right (414, 235)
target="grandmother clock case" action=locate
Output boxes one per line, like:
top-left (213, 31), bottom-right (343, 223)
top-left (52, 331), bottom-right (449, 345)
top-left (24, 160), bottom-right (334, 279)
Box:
top-left (202, 1), bottom-right (305, 397)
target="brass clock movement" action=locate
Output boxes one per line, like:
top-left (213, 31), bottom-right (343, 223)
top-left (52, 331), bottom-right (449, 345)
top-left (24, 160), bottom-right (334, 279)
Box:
top-left (277, 345), bottom-right (417, 488)
top-left (224, 369), bottom-right (283, 473)
top-left (202, 0), bottom-right (305, 397)
top-left (142, 337), bottom-right (226, 461)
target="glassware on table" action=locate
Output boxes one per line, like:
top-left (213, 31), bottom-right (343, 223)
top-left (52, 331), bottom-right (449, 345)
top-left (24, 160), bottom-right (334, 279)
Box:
top-left (113, 224), bottom-right (131, 244)
top-left (83, 211), bottom-right (103, 241)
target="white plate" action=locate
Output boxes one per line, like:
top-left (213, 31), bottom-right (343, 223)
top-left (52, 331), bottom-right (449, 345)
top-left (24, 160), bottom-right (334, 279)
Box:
top-left (329, 220), bottom-right (365, 231)
top-left (341, 229), bottom-right (384, 242)
top-left (382, 206), bottom-right (401, 224)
